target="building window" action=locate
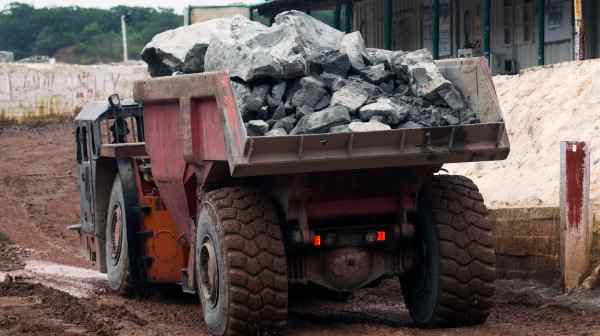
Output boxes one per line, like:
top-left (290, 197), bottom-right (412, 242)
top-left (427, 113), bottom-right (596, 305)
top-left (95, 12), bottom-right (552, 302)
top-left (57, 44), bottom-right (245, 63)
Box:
top-left (422, 0), bottom-right (452, 57)
top-left (517, 0), bottom-right (534, 44)
top-left (503, 0), bottom-right (513, 45)
top-left (81, 126), bottom-right (89, 162)
top-left (76, 127), bottom-right (82, 164)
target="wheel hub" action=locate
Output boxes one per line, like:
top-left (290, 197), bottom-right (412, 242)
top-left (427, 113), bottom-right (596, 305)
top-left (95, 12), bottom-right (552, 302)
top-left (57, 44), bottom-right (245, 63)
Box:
top-left (110, 204), bottom-right (124, 265)
top-left (199, 237), bottom-right (219, 308)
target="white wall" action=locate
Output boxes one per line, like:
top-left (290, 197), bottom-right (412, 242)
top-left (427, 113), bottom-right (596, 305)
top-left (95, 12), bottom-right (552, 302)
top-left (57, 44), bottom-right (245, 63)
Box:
top-left (0, 63), bottom-right (148, 123)
top-left (189, 6), bottom-right (250, 25)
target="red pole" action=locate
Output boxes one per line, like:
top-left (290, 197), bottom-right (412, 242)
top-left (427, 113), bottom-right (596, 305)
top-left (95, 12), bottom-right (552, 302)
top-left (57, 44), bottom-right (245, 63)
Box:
top-left (560, 141), bottom-right (592, 291)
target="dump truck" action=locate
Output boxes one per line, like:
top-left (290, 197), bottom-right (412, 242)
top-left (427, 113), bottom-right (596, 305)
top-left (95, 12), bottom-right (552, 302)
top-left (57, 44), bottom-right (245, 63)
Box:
top-left (73, 56), bottom-right (509, 335)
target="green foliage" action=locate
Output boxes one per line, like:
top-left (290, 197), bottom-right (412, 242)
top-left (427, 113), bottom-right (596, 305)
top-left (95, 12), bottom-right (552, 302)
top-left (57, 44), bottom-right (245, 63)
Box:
top-left (0, 2), bottom-right (181, 64)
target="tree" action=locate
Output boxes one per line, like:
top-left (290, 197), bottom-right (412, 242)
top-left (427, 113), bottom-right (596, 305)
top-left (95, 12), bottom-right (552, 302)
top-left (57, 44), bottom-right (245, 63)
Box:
top-left (0, 2), bottom-right (182, 63)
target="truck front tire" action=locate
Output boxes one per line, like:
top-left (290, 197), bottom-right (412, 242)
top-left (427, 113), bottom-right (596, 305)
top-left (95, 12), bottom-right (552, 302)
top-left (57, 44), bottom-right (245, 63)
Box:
top-left (196, 187), bottom-right (288, 336)
top-left (105, 175), bottom-right (136, 296)
top-left (401, 175), bottom-right (495, 327)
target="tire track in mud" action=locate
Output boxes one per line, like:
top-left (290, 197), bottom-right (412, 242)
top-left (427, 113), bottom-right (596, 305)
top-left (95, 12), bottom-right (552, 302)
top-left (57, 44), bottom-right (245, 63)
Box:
top-left (0, 124), bottom-right (86, 268)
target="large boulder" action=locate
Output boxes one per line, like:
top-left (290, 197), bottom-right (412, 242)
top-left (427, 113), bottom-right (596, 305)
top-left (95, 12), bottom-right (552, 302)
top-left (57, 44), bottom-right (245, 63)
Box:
top-left (141, 17), bottom-right (257, 77)
top-left (307, 48), bottom-right (351, 76)
top-left (320, 72), bottom-right (346, 91)
top-left (266, 128), bottom-right (288, 137)
top-left (273, 116), bottom-right (298, 132)
top-left (231, 81), bottom-right (252, 120)
top-left (348, 120), bottom-right (392, 132)
top-left (291, 77), bottom-right (329, 112)
top-left (437, 85), bottom-right (467, 111)
top-left (338, 32), bottom-right (368, 71)
top-left (268, 81), bottom-right (288, 107)
top-left (392, 49), bottom-right (467, 111)
top-left (291, 106), bottom-right (351, 134)
top-left (205, 11), bottom-right (344, 82)
top-left (346, 76), bottom-right (383, 97)
top-left (397, 121), bottom-right (425, 129)
top-left (366, 48), bottom-right (393, 67)
top-left (274, 10), bottom-right (345, 54)
top-left (246, 120), bottom-right (270, 136)
top-left (358, 64), bottom-right (395, 84)
top-left (359, 98), bottom-right (410, 125)
top-left (330, 84), bottom-right (369, 113)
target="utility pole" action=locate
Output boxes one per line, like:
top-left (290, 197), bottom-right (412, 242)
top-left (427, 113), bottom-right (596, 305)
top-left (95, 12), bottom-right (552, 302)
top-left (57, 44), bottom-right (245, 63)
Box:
top-left (482, 0), bottom-right (491, 66)
top-left (334, 0), bottom-right (342, 30)
top-left (432, 0), bottom-right (440, 59)
top-left (121, 14), bottom-right (130, 63)
top-left (536, 0), bottom-right (545, 65)
top-left (574, 0), bottom-right (584, 60)
top-left (383, 0), bottom-right (392, 50)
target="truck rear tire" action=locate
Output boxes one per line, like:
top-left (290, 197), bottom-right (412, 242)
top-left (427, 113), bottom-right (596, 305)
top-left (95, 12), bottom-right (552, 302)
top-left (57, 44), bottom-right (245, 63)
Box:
top-left (401, 175), bottom-right (495, 327)
top-left (105, 175), bottom-right (136, 296)
top-left (196, 187), bottom-right (288, 336)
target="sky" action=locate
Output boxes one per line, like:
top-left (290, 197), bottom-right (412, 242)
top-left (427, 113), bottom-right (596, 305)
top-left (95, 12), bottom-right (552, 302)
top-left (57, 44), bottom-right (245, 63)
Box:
top-left (0, 0), bottom-right (265, 14)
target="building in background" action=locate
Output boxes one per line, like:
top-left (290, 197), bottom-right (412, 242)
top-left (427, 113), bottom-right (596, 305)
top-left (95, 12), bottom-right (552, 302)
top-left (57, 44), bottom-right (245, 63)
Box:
top-left (184, 4), bottom-right (252, 25)
top-left (218, 0), bottom-right (598, 75)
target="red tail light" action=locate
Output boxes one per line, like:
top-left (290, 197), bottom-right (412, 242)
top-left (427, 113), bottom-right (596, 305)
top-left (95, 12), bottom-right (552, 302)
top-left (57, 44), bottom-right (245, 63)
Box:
top-left (313, 235), bottom-right (321, 247)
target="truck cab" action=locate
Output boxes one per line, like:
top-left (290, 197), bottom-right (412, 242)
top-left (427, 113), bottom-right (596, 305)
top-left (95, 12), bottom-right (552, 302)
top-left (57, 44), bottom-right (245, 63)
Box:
top-left (73, 99), bottom-right (153, 277)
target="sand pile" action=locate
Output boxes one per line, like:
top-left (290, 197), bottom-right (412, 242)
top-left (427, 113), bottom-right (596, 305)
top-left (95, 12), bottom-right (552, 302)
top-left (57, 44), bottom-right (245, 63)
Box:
top-left (448, 59), bottom-right (600, 208)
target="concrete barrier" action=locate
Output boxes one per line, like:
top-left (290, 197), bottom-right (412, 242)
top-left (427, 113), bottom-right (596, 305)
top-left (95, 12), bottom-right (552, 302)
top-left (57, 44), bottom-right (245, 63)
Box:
top-left (490, 207), bottom-right (600, 282)
top-left (0, 63), bottom-right (148, 123)
top-left (491, 207), bottom-right (561, 281)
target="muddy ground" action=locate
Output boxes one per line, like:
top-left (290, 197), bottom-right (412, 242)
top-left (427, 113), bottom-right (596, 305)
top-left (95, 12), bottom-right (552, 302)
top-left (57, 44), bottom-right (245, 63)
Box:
top-left (1, 123), bottom-right (600, 336)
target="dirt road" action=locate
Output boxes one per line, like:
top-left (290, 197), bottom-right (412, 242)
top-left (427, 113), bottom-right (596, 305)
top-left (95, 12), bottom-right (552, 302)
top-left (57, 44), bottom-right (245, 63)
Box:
top-left (1, 123), bottom-right (600, 336)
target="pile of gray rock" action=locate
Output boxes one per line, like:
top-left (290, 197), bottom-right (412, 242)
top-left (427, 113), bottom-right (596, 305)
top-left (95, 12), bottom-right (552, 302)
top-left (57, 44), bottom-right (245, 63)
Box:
top-left (142, 11), bottom-right (479, 137)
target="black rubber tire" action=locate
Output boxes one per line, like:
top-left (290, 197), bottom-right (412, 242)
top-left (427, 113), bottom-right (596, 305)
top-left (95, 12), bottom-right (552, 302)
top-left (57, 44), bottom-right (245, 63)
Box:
top-left (105, 175), bottom-right (136, 296)
top-left (400, 175), bottom-right (495, 327)
top-left (196, 187), bottom-right (288, 336)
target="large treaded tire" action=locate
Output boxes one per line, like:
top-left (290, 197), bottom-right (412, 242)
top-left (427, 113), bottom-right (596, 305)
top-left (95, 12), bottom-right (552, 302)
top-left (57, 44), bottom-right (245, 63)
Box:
top-left (401, 175), bottom-right (495, 327)
top-left (196, 187), bottom-right (288, 336)
top-left (105, 175), bottom-right (136, 296)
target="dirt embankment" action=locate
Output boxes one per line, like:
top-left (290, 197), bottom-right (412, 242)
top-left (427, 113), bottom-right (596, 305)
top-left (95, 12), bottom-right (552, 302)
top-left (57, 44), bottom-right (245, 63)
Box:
top-left (0, 233), bottom-right (27, 272)
top-left (0, 124), bottom-right (86, 267)
top-left (449, 59), bottom-right (600, 209)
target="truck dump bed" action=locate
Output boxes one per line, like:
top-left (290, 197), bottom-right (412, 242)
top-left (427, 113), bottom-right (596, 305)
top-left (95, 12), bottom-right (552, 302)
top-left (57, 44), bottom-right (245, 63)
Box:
top-left (134, 57), bottom-right (509, 177)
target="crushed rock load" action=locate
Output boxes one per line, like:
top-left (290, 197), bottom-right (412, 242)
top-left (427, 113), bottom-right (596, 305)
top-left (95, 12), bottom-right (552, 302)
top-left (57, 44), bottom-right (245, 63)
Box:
top-left (142, 11), bottom-right (479, 136)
